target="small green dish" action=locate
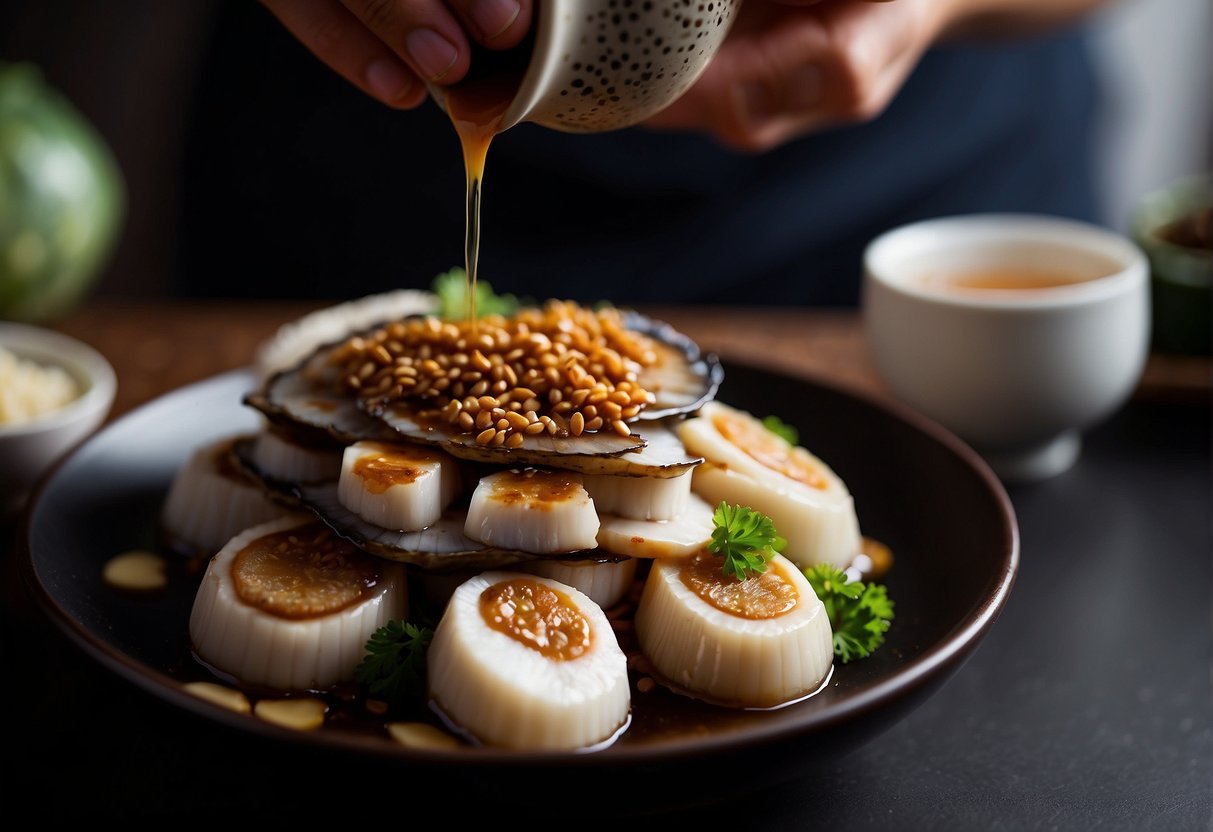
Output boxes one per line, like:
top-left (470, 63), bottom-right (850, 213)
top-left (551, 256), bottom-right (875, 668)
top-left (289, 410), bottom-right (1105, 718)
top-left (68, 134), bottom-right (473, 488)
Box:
top-left (1131, 175), bottom-right (1211, 356)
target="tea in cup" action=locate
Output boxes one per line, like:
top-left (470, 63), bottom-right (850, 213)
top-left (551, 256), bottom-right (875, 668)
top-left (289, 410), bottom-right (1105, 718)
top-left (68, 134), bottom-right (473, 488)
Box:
top-left (861, 214), bottom-right (1151, 483)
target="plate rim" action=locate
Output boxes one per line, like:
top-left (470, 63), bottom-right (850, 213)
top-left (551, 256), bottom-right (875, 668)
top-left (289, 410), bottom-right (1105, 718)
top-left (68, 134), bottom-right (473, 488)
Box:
top-left (18, 362), bottom-right (1019, 766)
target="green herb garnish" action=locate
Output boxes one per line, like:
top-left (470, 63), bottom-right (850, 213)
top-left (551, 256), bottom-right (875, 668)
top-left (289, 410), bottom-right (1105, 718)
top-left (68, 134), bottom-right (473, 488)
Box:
top-left (804, 564), bottom-right (894, 663)
top-left (354, 620), bottom-right (434, 706)
top-left (709, 502), bottom-right (787, 581)
top-left (432, 267), bottom-right (522, 320)
top-left (762, 414), bottom-right (798, 445)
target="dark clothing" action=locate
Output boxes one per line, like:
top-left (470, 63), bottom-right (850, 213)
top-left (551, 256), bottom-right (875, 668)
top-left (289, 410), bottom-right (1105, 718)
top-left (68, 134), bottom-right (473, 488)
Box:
top-left (177, 2), bottom-right (1101, 307)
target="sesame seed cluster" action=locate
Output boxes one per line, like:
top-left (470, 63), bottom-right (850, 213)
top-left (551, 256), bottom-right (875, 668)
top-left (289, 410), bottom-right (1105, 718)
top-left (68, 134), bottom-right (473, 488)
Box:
top-left (329, 301), bottom-right (660, 448)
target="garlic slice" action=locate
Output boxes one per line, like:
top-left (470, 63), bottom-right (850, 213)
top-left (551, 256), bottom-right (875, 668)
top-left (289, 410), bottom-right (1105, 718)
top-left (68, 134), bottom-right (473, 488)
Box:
top-left (427, 571), bottom-right (630, 750)
top-left (634, 552), bottom-right (833, 708)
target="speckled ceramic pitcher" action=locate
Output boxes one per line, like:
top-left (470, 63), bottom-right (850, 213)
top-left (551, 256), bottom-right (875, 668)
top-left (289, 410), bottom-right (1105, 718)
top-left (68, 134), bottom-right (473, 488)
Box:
top-left (434, 0), bottom-right (743, 133)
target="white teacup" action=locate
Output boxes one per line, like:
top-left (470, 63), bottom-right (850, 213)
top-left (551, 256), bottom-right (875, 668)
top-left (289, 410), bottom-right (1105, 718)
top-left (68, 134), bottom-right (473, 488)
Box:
top-left (861, 214), bottom-right (1151, 484)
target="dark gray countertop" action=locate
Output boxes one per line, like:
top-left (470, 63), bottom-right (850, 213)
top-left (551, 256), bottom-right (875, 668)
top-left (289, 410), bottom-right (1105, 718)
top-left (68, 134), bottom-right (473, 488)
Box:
top-left (3, 395), bottom-right (1209, 826)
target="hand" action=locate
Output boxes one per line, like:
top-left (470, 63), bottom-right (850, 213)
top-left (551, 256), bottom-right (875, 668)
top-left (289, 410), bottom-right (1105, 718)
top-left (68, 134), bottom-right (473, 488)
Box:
top-left (642, 0), bottom-right (950, 152)
top-left (259, 0), bottom-right (534, 109)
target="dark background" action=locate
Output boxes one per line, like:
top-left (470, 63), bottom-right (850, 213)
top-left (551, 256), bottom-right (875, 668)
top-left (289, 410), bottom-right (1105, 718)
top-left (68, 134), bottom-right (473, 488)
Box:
top-left (5, 0), bottom-right (1209, 308)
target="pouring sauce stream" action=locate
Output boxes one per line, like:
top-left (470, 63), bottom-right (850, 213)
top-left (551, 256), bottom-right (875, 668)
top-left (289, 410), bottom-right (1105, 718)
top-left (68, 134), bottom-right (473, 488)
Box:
top-left (441, 39), bottom-right (532, 324)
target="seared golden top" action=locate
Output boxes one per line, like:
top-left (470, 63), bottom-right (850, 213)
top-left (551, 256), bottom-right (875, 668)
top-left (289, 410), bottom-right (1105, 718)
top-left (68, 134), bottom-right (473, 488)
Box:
top-left (680, 552), bottom-right (800, 619)
top-left (231, 522), bottom-right (381, 619)
top-left (712, 410), bottom-right (828, 490)
top-left (350, 441), bottom-right (447, 494)
top-left (479, 577), bottom-right (592, 661)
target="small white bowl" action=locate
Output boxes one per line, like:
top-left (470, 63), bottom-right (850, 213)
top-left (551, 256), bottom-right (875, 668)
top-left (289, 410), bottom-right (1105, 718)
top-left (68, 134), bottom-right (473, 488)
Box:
top-left (862, 214), bottom-right (1150, 483)
top-left (0, 322), bottom-right (117, 511)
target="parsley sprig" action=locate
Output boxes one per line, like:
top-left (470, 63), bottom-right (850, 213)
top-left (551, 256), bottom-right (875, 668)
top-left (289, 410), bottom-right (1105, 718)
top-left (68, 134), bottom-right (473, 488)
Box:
top-left (761, 414), bottom-right (799, 445)
top-left (432, 267), bottom-right (522, 320)
top-left (708, 502), bottom-right (787, 581)
top-left (804, 564), bottom-right (895, 663)
top-left (353, 620), bottom-right (434, 707)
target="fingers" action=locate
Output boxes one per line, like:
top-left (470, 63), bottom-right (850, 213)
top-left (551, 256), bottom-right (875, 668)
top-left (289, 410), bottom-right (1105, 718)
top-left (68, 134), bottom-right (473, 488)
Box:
top-left (445, 0), bottom-right (533, 47)
top-left (644, 0), bottom-right (942, 152)
top-left (261, 0), bottom-right (428, 108)
top-left (261, 0), bottom-right (536, 110)
top-left (338, 0), bottom-right (534, 87)
top-left (340, 0), bottom-right (471, 84)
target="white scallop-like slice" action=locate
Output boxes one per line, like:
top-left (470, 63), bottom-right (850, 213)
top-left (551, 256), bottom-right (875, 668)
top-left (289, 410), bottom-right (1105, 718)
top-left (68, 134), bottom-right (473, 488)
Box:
top-left (582, 470), bottom-right (691, 521)
top-left (161, 434), bottom-right (294, 557)
top-left (337, 440), bottom-right (461, 531)
top-left (427, 571), bottom-right (630, 750)
top-left (253, 287), bottom-right (437, 383)
top-left (634, 552), bottom-right (833, 708)
top-left (518, 557), bottom-right (638, 609)
top-left (189, 514), bottom-right (407, 692)
top-left (691, 463), bottom-right (861, 571)
top-left (249, 427), bottom-right (343, 483)
top-left (595, 492), bottom-right (714, 559)
top-left (678, 401), bottom-right (861, 569)
top-left (464, 469), bottom-right (599, 554)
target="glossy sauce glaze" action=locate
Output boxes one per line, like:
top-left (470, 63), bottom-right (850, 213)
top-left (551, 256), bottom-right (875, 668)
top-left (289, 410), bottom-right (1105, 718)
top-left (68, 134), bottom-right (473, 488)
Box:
top-left (680, 552), bottom-right (799, 619)
top-left (711, 411), bottom-right (828, 489)
top-left (479, 577), bottom-right (592, 661)
top-left (483, 468), bottom-right (584, 508)
top-left (230, 522), bottom-right (383, 619)
top-left (350, 443), bottom-right (442, 494)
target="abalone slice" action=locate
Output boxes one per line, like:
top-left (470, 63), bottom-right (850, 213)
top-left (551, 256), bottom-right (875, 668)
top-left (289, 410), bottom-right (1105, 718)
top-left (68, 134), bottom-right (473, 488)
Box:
top-left (243, 307), bottom-right (722, 472)
top-left (369, 399), bottom-right (642, 461)
top-left (590, 419), bottom-right (703, 477)
top-left (245, 345), bottom-right (396, 443)
top-left (626, 310), bottom-right (723, 420)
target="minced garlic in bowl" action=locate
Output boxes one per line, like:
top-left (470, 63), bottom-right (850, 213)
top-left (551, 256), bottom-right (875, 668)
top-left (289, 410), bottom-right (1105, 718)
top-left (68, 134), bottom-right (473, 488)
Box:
top-left (0, 344), bottom-right (82, 425)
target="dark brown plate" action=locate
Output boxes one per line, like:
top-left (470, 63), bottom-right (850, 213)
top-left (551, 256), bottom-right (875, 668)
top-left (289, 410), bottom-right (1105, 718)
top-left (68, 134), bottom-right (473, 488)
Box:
top-left (19, 362), bottom-right (1017, 811)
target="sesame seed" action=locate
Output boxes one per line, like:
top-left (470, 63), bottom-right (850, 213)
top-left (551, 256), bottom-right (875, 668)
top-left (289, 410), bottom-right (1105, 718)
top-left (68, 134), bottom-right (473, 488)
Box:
top-left (330, 301), bottom-right (661, 439)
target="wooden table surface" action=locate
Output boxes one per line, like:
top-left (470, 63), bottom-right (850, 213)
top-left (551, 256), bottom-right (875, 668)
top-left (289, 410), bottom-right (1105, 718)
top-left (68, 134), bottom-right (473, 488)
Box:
top-left (51, 298), bottom-right (1211, 422)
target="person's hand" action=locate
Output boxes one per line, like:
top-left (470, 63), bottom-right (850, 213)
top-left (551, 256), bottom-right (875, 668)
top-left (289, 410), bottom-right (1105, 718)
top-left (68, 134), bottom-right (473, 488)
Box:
top-left (642, 0), bottom-right (950, 152)
top-left (259, 0), bottom-right (533, 109)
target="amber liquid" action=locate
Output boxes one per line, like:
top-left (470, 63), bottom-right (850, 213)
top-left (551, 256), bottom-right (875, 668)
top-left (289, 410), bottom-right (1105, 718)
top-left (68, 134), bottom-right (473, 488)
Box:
top-left (442, 38), bottom-right (532, 323)
top-left (921, 267), bottom-right (1108, 293)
